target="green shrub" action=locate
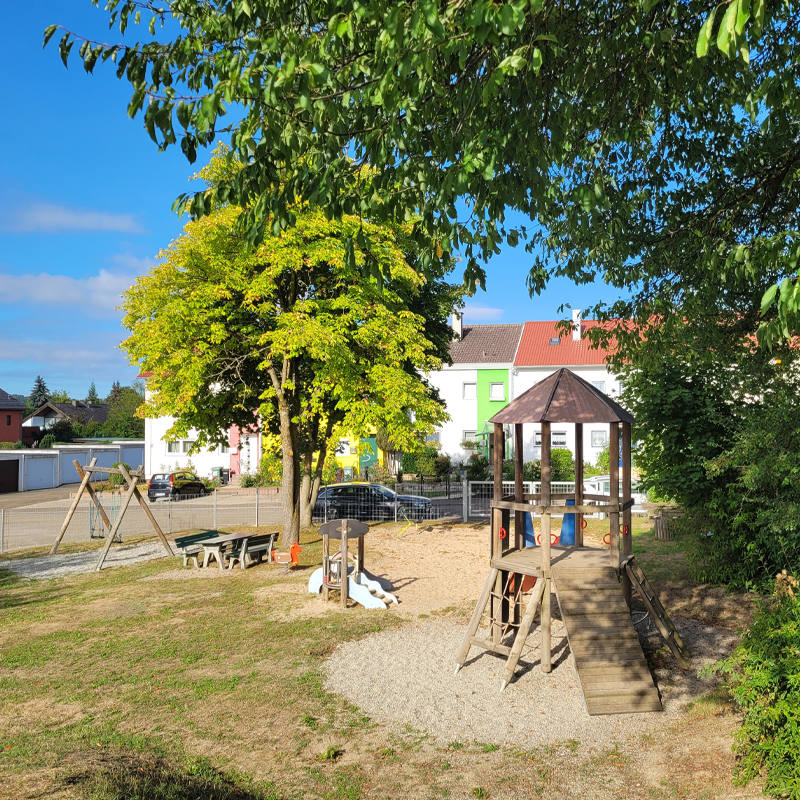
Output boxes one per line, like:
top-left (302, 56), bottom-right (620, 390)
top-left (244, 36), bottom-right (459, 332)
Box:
top-left (551, 449), bottom-right (575, 481)
top-left (401, 446), bottom-right (438, 476)
top-left (109, 462), bottom-right (132, 486)
top-left (466, 454), bottom-right (490, 481)
top-left (39, 434), bottom-right (55, 449)
top-left (712, 577), bottom-right (800, 798)
top-left (523, 460), bottom-right (541, 481)
top-left (0, 440), bottom-right (25, 450)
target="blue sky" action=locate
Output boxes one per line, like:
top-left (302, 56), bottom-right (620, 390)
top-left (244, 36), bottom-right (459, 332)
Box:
top-left (1, 4), bottom-right (618, 401)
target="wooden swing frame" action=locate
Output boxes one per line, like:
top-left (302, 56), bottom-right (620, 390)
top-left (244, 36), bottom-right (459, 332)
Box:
top-left (50, 459), bottom-right (173, 571)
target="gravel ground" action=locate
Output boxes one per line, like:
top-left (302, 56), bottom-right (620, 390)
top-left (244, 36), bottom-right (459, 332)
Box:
top-left (323, 615), bottom-right (738, 748)
top-left (3, 542), bottom-right (172, 580)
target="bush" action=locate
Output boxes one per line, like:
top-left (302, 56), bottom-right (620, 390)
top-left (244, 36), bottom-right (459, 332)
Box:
top-left (39, 434), bottom-right (55, 449)
top-left (401, 446), bottom-right (439, 476)
top-left (466, 454), bottom-right (490, 481)
top-left (712, 577), bottom-right (800, 798)
top-left (693, 395), bottom-right (800, 591)
top-left (551, 449), bottom-right (575, 481)
top-left (0, 440), bottom-right (25, 450)
top-left (109, 462), bottom-right (132, 486)
top-left (523, 460), bottom-right (541, 481)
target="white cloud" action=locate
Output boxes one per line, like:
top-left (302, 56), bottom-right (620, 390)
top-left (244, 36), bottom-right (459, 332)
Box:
top-left (463, 304), bottom-right (505, 322)
top-left (2, 202), bottom-right (146, 234)
top-left (0, 333), bottom-right (129, 374)
top-left (0, 258), bottom-right (154, 317)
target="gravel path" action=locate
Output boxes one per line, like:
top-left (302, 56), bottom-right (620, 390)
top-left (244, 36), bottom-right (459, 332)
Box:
top-left (3, 542), bottom-right (172, 580)
top-left (323, 616), bottom-right (737, 748)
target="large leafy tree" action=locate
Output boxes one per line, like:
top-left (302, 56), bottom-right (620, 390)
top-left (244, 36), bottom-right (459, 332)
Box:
top-left (122, 200), bottom-right (455, 543)
top-left (49, 2), bottom-right (800, 330)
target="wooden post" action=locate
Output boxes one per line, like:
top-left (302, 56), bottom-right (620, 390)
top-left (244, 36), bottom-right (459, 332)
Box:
top-left (322, 531), bottom-right (330, 601)
top-left (574, 423), bottom-right (584, 547)
top-left (51, 457), bottom-right (97, 555)
top-left (341, 520), bottom-right (350, 609)
top-left (357, 531), bottom-right (365, 575)
top-left (121, 463), bottom-right (173, 557)
top-left (622, 422), bottom-right (633, 606)
top-left (514, 424), bottom-right (524, 550)
top-left (95, 466), bottom-right (141, 571)
top-left (492, 423), bottom-right (505, 644)
top-left (540, 420), bottom-right (552, 673)
top-left (609, 421), bottom-right (620, 571)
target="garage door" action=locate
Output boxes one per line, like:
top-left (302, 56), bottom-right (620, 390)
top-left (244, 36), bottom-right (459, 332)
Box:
top-left (0, 460), bottom-right (18, 493)
top-left (27, 457), bottom-right (56, 490)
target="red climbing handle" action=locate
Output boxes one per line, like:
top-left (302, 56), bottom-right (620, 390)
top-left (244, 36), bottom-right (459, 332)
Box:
top-left (499, 527), bottom-right (507, 540)
top-left (581, 518), bottom-right (588, 530)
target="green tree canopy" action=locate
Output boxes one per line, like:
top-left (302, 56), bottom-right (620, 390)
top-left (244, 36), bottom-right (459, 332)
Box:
top-left (122, 194), bottom-right (458, 542)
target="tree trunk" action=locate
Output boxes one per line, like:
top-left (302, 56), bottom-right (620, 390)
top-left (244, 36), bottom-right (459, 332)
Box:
top-left (279, 403), bottom-right (301, 545)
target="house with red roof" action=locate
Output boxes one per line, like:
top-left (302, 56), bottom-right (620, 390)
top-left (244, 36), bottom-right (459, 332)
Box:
top-left (428, 311), bottom-right (623, 465)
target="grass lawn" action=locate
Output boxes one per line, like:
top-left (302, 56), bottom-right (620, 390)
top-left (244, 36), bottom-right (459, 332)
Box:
top-left (0, 520), bottom-right (762, 800)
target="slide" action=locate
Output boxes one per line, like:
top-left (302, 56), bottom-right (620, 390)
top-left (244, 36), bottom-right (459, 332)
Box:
top-left (308, 566), bottom-right (398, 609)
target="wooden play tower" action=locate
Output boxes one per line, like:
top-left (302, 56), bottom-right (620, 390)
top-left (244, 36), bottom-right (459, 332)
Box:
top-left (455, 368), bottom-right (689, 715)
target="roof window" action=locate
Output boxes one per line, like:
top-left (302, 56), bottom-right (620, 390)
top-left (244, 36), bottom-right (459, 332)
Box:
top-left (549, 337), bottom-right (560, 345)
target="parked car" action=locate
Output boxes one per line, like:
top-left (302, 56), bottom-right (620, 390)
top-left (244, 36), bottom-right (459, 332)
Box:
top-left (147, 471), bottom-right (206, 502)
top-left (314, 482), bottom-right (432, 521)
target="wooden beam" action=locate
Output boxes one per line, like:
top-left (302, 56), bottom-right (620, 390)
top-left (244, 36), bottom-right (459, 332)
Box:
top-left (622, 422), bottom-right (632, 605)
top-left (575, 422), bottom-right (584, 547)
top-left (79, 466), bottom-right (143, 476)
top-left (50, 458), bottom-right (96, 555)
top-left (514, 423), bottom-right (524, 551)
top-left (490, 500), bottom-right (629, 515)
top-left (121, 463), bottom-right (173, 558)
top-left (609, 422), bottom-right (620, 570)
top-left (95, 466), bottom-right (141, 571)
top-left (341, 520), bottom-right (350, 608)
top-left (540, 420), bottom-right (552, 673)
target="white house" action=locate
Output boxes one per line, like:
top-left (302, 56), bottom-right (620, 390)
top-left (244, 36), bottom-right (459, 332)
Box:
top-left (427, 311), bottom-right (623, 466)
top-left (141, 383), bottom-right (261, 479)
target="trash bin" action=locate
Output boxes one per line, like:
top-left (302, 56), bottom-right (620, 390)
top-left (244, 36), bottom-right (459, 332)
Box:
top-left (212, 467), bottom-right (230, 485)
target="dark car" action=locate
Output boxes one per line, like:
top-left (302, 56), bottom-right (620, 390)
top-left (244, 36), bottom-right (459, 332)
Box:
top-left (147, 471), bottom-right (207, 502)
top-left (314, 482), bottom-right (432, 521)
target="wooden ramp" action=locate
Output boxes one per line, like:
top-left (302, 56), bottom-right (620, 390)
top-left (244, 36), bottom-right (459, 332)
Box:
top-left (554, 562), bottom-right (662, 715)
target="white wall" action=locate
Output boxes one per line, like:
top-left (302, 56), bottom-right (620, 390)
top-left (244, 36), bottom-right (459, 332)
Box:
top-left (144, 402), bottom-right (233, 479)
top-left (426, 366), bottom-right (478, 463)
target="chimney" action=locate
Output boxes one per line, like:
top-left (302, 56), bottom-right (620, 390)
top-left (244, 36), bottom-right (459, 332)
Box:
top-left (452, 311), bottom-right (463, 338)
top-left (72, 399), bottom-right (78, 407)
top-left (572, 309), bottom-right (582, 342)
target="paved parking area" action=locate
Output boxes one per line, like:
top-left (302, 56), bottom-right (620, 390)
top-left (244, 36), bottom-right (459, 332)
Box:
top-left (0, 484), bottom-right (82, 510)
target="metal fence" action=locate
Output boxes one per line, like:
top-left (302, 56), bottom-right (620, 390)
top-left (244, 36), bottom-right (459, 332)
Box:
top-left (0, 489), bottom-right (284, 554)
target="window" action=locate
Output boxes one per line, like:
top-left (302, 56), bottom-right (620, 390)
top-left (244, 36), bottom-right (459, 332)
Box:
top-left (463, 430), bottom-right (477, 443)
top-left (220, 443), bottom-right (230, 454)
top-left (618, 381), bottom-right (625, 395)
top-left (182, 440), bottom-right (195, 453)
top-left (489, 382), bottom-right (505, 401)
top-left (463, 382), bottom-right (477, 400)
top-left (592, 381), bottom-right (606, 393)
top-left (591, 430), bottom-right (608, 448)
top-left (426, 431), bottom-right (440, 444)
top-left (166, 441), bottom-right (180, 453)
top-left (549, 337), bottom-right (560, 345)
top-left (5, 415), bottom-right (10, 426)
top-left (534, 431), bottom-right (568, 448)
top-left (336, 438), bottom-right (349, 455)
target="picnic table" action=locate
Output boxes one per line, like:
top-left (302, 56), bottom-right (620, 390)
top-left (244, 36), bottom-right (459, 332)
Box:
top-left (199, 531), bottom-right (276, 570)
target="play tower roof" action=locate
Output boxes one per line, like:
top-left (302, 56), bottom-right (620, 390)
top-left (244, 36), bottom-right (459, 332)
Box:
top-left (488, 367), bottom-right (635, 425)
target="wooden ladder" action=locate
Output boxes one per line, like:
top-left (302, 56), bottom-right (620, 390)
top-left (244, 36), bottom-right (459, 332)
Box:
top-left (454, 568), bottom-right (547, 690)
top-left (622, 555), bottom-right (690, 669)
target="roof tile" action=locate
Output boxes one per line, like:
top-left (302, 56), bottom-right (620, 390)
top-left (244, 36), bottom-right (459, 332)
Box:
top-left (514, 321), bottom-right (613, 366)
top-left (449, 324), bottom-right (523, 364)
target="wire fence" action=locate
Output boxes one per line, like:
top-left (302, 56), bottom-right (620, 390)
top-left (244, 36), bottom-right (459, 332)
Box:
top-left (0, 478), bottom-right (647, 554)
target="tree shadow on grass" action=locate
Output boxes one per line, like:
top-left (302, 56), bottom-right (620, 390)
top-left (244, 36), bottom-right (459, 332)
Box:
top-left (62, 752), bottom-right (285, 800)
top-left (0, 567), bottom-right (72, 611)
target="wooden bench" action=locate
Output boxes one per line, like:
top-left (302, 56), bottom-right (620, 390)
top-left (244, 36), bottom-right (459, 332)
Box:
top-left (226, 533), bottom-right (277, 570)
top-left (174, 531), bottom-right (220, 568)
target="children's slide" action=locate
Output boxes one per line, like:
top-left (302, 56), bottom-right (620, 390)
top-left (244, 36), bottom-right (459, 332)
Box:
top-left (308, 566), bottom-right (398, 609)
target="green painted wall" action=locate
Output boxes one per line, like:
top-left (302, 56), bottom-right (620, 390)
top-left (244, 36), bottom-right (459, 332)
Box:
top-left (477, 369), bottom-right (510, 437)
